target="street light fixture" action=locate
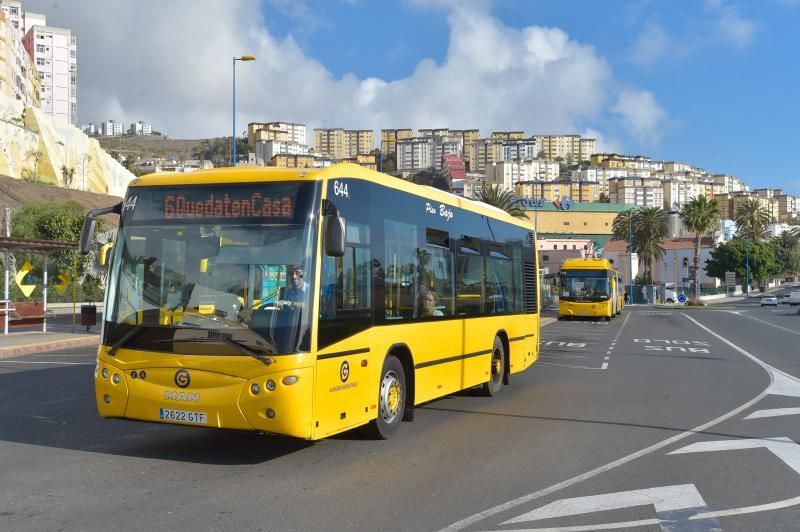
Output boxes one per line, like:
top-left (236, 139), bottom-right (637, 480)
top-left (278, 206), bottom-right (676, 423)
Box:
top-left (232, 55), bottom-right (256, 167)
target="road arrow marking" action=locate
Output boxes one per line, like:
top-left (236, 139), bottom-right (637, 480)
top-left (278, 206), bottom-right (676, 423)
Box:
top-left (744, 407), bottom-right (800, 420)
top-left (765, 368), bottom-right (800, 397)
top-left (670, 437), bottom-right (800, 476)
top-left (501, 484), bottom-right (721, 532)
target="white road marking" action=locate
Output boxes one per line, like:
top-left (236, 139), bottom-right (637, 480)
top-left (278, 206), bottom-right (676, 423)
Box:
top-left (500, 484), bottom-right (720, 532)
top-left (732, 312), bottom-right (800, 336)
top-left (539, 354), bottom-right (589, 360)
top-left (669, 436), bottom-right (800, 476)
top-left (745, 407), bottom-right (800, 420)
top-left (440, 313), bottom-right (772, 532)
top-left (604, 356), bottom-right (610, 361)
top-left (691, 495), bottom-right (800, 521)
top-left (536, 362), bottom-right (607, 370)
top-left (600, 362), bottom-right (608, 370)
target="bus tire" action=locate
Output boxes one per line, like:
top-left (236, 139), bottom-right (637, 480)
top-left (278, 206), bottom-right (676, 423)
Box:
top-left (481, 337), bottom-right (505, 397)
top-left (367, 355), bottom-right (406, 439)
top-left (604, 316), bottom-right (611, 321)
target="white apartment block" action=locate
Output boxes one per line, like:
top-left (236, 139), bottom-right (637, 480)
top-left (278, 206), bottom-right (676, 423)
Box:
top-left (397, 137), bottom-right (433, 174)
top-left (502, 140), bottom-right (538, 161)
top-left (100, 119), bottom-right (123, 136)
top-left (129, 121), bottom-right (152, 135)
top-left (432, 138), bottom-right (462, 170)
top-left (712, 174), bottom-right (748, 194)
top-left (249, 121), bottom-right (307, 147)
top-left (663, 178), bottom-right (711, 211)
top-left (255, 140), bottom-right (310, 165)
top-left (486, 160), bottom-right (561, 191)
top-left (0, 4), bottom-right (39, 106)
top-left (23, 19), bottom-right (77, 125)
top-left (609, 176), bottom-right (664, 208)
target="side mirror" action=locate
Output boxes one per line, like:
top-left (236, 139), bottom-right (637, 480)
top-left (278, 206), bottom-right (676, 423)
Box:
top-left (79, 203), bottom-right (122, 255)
top-left (79, 217), bottom-right (96, 254)
top-left (324, 214), bottom-right (345, 257)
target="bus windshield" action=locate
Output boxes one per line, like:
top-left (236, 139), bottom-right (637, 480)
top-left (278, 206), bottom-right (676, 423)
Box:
top-left (104, 182), bottom-right (320, 356)
top-left (560, 269), bottom-right (610, 302)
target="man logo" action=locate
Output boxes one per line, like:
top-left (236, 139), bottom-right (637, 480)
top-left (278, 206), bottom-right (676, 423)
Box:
top-left (339, 360), bottom-right (350, 383)
top-left (174, 369), bottom-right (190, 388)
top-left (164, 391), bottom-right (200, 402)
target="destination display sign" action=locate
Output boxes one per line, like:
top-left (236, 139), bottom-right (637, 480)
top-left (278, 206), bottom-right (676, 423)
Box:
top-left (122, 182), bottom-right (317, 225)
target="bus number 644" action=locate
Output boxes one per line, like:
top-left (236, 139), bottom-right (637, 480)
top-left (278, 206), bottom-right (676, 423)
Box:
top-left (333, 181), bottom-right (349, 199)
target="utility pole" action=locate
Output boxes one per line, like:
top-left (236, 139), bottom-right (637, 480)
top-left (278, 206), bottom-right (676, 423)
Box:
top-left (628, 208), bottom-right (633, 302)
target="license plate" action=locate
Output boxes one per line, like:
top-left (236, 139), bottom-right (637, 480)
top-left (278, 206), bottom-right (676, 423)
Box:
top-left (159, 408), bottom-right (207, 424)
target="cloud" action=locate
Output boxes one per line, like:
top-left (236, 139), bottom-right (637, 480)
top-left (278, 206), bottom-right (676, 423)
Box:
top-left (610, 90), bottom-right (668, 144)
top-left (714, 4), bottom-right (757, 48)
top-left (23, 0), bottom-right (667, 145)
top-left (630, 22), bottom-right (668, 66)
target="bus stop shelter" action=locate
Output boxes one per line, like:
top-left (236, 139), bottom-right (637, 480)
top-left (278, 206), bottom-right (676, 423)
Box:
top-left (0, 236), bottom-right (79, 335)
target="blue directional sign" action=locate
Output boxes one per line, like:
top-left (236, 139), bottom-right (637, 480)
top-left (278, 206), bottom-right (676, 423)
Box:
top-left (677, 294), bottom-right (687, 304)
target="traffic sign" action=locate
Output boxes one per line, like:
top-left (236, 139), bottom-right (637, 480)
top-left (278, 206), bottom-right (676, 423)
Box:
top-left (677, 294), bottom-right (687, 304)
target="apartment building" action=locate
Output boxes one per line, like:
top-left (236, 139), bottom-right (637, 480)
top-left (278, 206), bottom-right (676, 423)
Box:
top-left (342, 152), bottom-right (377, 171)
top-left (272, 153), bottom-right (331, 169)
top-left (515, 179), bottom-right (602, 203)
top-left (451, 129), bottom-right (480, 145)
top-left (491, 131), bottom-right (525, 140)
top-left (128, 121), bottom-right (152, 135)
top-left (662, 178), bottom-right (712, 210)
top-left (22, 16), bottom-right (77, 125)
top-left (712, 174), bottom-right (748, 194)
top-left (380, 128), bottom-right (413, 155)
top-left (397, 137), bottom-right (433, 175)
top-left (465, 138), bottom-right (504, 174)
top-left (591, 154), bottom-right (663, 172)
top-left (313, 128), bottom-right (346, 160)
top-left (0, 8), bottom-right (39, 106)
top-left (609, 176), bottom-right (664, 208)
top-left (534, 135), bottom-right (596, 163)
top-left (255, 140), bottom-right (311, 165)
top-left (776, 194), bottom-right (800, 222)
top-left (502, 139), bottom-right (538, 161)
top-left (418, 128), bottom-right (450, 138)
top-left (441, 154), bottom-right (466, 182)
top-left (248, 121), bottom-right (306, 147)
top-left (486, 160), bottom-right (560, 190)
top-left (344, 129), bottom-right (374, 158)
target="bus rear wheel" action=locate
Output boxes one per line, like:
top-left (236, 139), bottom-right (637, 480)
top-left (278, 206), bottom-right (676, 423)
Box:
top-left (367, 355), bottom-right (406, 439)
top-left (481, 337), bottom-right (505, 397)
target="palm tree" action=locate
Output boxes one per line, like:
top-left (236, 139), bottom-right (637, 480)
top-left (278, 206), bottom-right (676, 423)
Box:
top-left (475, 184), bottom-right (527, 218)
top-left (735, 197), bottom-right (771, 241)
top-left (680, 196), bottom-right (719, 298)
top-left (60, 165), bottom-right (76, 188)
top-left (633, 207), bottom-right (669, 279)
top-left (773, 227), bottom-right (800, 251)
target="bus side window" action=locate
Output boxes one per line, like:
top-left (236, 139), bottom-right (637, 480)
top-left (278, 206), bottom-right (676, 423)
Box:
top-left (486, 242), bottom-right (512, 314)
top-left (420, 228), bottom-right (453, 318)
top-left (457, 236), bottom-right (484, 316)
top-left (384, 219), bottom-right (419, 320)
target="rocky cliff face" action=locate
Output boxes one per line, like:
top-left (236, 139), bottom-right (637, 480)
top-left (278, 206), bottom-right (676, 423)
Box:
top-left (0, 94), bottom-right (135, 197)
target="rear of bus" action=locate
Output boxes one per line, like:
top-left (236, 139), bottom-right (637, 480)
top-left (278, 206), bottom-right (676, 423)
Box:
top-left (558, 258), bottom-right (616, 320)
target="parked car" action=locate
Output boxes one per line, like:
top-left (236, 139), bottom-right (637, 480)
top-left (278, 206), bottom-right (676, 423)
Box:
top-left (790, 291), bottom-right (800, 306)
top-left (761, 295), bottom-right (778, 307)
top-left (783, 294), bottom-right (792, 304)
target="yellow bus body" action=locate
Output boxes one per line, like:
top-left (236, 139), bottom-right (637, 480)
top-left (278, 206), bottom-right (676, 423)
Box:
top-left (95, 164), bottom-right (540, 440)
top-left (557, 258), bottom-right (621, 320)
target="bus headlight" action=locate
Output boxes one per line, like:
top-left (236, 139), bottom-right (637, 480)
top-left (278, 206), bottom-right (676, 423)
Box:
top-left (251, 383), bottom-right (260, 395)
top-left (101, 368), bottom-right (109, 379)
top-left (112, 374), bottom-right (120, 384)
top-left (265, 379), bottom-right (276, 391)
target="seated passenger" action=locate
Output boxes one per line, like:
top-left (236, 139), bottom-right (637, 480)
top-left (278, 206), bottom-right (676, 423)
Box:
top-left (419, 290), bottom-right (444, 317)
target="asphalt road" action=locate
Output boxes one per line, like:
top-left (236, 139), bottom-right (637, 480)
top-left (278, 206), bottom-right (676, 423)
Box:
top-left (1, 305), bottom-right (799, 531)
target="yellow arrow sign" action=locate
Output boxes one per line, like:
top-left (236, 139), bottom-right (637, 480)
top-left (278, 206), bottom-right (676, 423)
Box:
top-left (55, 272), bottom-right (72, 296)
top-left (15, 261), bottom-right (36, 298)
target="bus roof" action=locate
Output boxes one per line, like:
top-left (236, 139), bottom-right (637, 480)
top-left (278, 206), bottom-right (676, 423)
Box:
top-left (561, 258), bottom-right (618, 271)
top-left (128, 163), bottom-right (533, 230)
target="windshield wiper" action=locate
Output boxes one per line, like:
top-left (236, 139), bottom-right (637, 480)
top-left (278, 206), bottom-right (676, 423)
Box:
top-left (157, 336), bottom-right (274, 365)
top-left (109, 325), bottom-right (148, 355)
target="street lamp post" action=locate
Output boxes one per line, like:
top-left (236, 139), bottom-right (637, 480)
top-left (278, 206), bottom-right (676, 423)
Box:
top-left (628, 208), bottom-right (633, 302)
top-left (745, 235), bottom-right (750, 296)
top-left (232, 55), bottom-right (256, 167)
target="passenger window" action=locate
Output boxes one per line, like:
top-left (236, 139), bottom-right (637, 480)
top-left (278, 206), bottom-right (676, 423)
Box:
top-left (457, 237), bottom-right (483, 316)
top-left (384, 219), bottom-right (418, 320)
top-left (418, 228), bottom-right (453, 318)
top-left (486, 242), bottom-right (512, 313)
top-left (320, 222), bottom-right (371, 319)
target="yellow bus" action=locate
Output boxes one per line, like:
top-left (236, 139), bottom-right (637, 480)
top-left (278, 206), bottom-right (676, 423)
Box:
top-left (80, 163), bottom-right (540, 440)
top-left (557, 258), bottom-right (621, 321)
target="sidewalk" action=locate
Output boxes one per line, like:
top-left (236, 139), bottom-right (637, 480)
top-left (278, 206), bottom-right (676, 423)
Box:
top-left (0, 330), bottom-right (100, 359)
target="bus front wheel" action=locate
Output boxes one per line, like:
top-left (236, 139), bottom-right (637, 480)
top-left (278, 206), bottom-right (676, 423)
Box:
top-left (367, 355), bottom-right (406, 439)
top-left (481, 337), bottom-right (505, 397)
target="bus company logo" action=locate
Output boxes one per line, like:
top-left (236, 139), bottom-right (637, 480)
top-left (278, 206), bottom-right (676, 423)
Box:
top-left (552, 196), bottom-right (574, 210)
top-left (174, 369), bottom-right (191, 388)
top-left (339, 361), bottom-right (350, 383)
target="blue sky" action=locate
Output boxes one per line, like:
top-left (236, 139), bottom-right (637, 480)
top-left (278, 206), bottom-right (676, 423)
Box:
top-left (260, 0), bottom-right (800, 194)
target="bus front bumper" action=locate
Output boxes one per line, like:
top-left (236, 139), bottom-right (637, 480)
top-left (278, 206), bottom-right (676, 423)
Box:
top-left (95, 360), bottom-right (315, 439)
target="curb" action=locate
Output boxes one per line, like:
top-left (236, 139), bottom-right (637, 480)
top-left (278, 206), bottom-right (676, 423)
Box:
top-left (541, 317), bottom-right (557, 327)
top-left (0, 335), bottom-right (100, 359)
